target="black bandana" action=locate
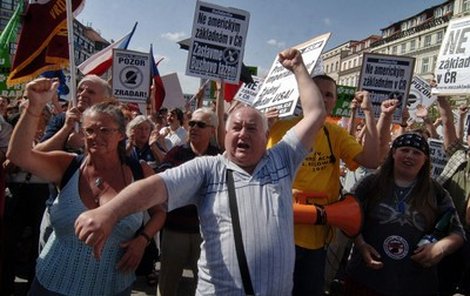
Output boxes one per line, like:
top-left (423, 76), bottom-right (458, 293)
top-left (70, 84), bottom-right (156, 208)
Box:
top-left (392, 133), bottom-right (429, 156)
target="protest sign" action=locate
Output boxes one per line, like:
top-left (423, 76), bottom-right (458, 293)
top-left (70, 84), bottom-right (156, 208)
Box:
top-left (464, 112), bottom-right (470, 141)
top-left (252, 33), bottom-right (331, 117)
top-left (161, 73), bottom-right (185, 109)
top-left (112, 49), bottom-right (151, 104)
top-left (357, 53), bottom-right (415, 123)
top-left (428, 139), bottom-right (448, 179)
top-left (433, 15), bottom-right (470, 95)
top-left (186, 1), bottom-right (250, 84)
top-left (332, 85), bottom-right (356, 117)
top-left (408, 75), bottom-right (437, 122)
top-left (234, 76), bottom-right (263, 105)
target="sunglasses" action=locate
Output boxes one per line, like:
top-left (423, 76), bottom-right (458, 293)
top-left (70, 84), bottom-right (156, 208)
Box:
top-left (188, 120), bottom-right (211, 128)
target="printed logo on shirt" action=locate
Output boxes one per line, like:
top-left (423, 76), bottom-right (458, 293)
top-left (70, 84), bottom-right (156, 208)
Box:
top-left (302, 151), bottom-right (332, 172)
top-left (383, 235), bottom-right (409, 260)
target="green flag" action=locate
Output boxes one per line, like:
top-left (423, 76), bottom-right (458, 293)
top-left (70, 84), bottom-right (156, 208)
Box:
top-left (0, 1), bottom-right (24, 97)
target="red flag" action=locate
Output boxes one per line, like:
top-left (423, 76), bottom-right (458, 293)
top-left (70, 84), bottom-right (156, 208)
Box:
top-left (224, 81), bottom-right (243, 102)
top-left (7, 0), bottom-right (84, 86)
top-left (78, 22), bottom-right (137, 76)
top-left (150, 44), bottom-right (165, 112)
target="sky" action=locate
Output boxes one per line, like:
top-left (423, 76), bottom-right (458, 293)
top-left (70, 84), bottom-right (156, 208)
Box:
top-left (78, 0), bottom-right (446, 93)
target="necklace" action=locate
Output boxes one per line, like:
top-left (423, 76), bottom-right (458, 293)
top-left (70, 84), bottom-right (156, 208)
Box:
top-left (393, 183), bottom-right (415, 214)
top-left (92, 177), bottom-right (110, 204)
top-left (81, 158), bottom-right (127, 206)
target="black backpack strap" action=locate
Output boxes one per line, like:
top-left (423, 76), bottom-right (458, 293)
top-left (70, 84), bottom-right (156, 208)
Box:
top-left (59, 154), bottom-right (85, 190)
top-left (125, 156), bottom-right (144, 181)
top-left (226, 169), bottom-right (255, 296)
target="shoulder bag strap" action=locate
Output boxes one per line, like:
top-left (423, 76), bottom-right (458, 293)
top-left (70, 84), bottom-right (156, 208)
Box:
top-left (226, 169), bottom-right (255, 296)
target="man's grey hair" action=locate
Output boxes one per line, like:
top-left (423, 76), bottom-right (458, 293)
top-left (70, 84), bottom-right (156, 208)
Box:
top-left (78, 74), bottom-right (112, 98)
top-left (192, 107), bottom-right (218, 127)
top-left (225, 105), bottom-right (268, 133)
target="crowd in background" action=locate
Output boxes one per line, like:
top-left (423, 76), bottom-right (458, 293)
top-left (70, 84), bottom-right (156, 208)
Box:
top-left (0, 55), bottom-right (468, 296)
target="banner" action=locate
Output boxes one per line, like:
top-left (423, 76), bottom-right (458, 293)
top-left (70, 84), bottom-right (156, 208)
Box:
top-left (332, 85), bottom-right (356, 117)
top-left (186, 1), bottom-right (250, 84)
top-left (408, 75), bottom-right (437, 122)
top-left (0, 0), bottom-right (24, 97)
top-left (252, 33), bottom-right (331, 117)
top-left (161, 73), bottom-right (185, 109)
top-left (7, 0), bottom-right (84, 86)
top-left (357, 53), bottom-right (415, 123)
top-left (112, 49), bottom-right (151, 104)
top-left (234, 76), bottom-right (263, 105)
top-left (433, 15), bottom-right (470, 95)
top-left (428, 139), bottom-right (448, 179)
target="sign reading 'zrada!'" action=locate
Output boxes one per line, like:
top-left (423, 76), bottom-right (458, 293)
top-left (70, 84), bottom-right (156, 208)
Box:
top-left (186, 1), bottom-right (250, 84)
top-left (112, 49), bottom-right (151, 104)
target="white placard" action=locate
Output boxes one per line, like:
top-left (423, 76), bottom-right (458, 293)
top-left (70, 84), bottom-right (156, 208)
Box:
top-left (161, 73), bottom-right (185, 109)
top-left (357, 53), bottom-right (415, 123)
top-left (112, 49), bottom-right (151, 104)
top-left (433, 15), bottom-right (470, 95)
top-left (408, 75), bottom-right (437, 121)
top-left (186, 1), bottom-right (250, 84)
top-left (252, 33), bottom-right (331, 118)
top-left (234, 76), bottom-right (263, 105)
top-left (429, 139), bottom-right (448, 179)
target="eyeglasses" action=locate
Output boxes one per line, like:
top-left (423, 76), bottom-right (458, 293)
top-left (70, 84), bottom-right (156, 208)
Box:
top-left (188, 120), bottom-right (211, 128)
top-left (82, 126), bottom-right (119, 137)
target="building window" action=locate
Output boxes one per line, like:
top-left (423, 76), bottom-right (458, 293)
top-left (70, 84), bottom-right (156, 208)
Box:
top-left (410, 40), bottom-right (416, 51)
top-left (335, 61), bottom-right (339, 71)
top-left (435, 7), bottom-right (443, 17)
top-left (464, 0), bottom-right (470, 12)
top-left (421, 57), bottom-right (430, 73)
top-left (326, 65), bottom-right (329, 73)
top-left (1, 0), bottom-right (14, 10)
top-left (424, 35), bottom-right (432, 47)
top-left (436, 31), bottom-right (444, 43)
top-left (392, 46), bottom-right (398, 55)
top-left (400, 43), bottom-right (406, 54)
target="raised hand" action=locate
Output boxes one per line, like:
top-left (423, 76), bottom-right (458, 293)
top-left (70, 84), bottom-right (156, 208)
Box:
top-left (278, 48), bottom-right (303, 72)
top-left (354, 91), bottom-right (373, 111)
top-left (24, 78), bottom-right (59, 108)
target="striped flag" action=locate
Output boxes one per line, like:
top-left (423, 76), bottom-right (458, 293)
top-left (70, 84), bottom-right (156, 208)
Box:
top-left (150, 44), bottom-right (165, 112)
top-left (78, 22), bottom-right (137, 76)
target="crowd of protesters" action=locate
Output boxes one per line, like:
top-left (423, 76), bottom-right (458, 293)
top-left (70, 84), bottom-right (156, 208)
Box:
top-left (0, 48), bottom-right (469, 296)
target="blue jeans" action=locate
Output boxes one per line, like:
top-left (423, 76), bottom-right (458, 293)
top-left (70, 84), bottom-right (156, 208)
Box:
top-left (293, 246), bottom-right (327, 296)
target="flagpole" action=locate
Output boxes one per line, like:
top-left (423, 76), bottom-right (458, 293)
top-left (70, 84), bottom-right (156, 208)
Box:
top-left (65, 0), bottom-right (76, 107)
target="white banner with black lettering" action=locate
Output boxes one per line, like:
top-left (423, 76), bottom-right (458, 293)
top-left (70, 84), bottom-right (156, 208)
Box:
top-left (357, 53), bottom-right (415, 123)
top-left (408, 75), bottom-right (437, 122)
top-left (112, 48), bottom-right (151, 104)
top-left (252, 33), bottom-right (331, 118)
top-left (186, 1), bottom-right (250, 84)
top-left (434, 15), bottom-right (470, 95)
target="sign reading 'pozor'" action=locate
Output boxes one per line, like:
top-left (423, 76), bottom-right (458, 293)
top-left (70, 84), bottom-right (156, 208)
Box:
top-left (186, 1), bottom-right (250, 84)
top-left (112, 49), bottom-right (151, 104)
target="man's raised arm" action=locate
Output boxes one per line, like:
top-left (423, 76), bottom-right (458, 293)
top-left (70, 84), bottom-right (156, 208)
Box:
top-left (278, 48), bottom-right (326, 149)
top-left (74, 174), bottom-right (168, 259)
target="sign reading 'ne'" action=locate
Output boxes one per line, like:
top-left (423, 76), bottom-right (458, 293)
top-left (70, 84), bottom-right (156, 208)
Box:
top-left (186, 1), bottom-right (250, 84)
